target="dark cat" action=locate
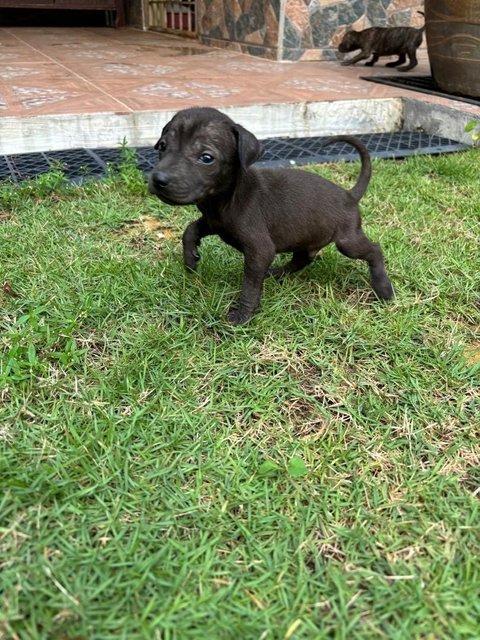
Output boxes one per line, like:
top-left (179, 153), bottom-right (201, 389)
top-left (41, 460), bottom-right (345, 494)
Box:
top-left (338, 12), bottom-right (425, 71)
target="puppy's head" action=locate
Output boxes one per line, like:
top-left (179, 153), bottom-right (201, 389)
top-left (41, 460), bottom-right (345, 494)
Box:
top-left (148, 107), bottom-right (263, 206)
top-left (338, 30), bottom-right (361, 53)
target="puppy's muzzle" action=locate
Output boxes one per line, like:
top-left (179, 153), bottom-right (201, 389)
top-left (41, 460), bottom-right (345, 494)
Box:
top-left (150, 170), bottom-right (170, 191)
top-left (148, 169), bottom-right (196, 205)
top-left (148, 169), bottom-right (176, 201)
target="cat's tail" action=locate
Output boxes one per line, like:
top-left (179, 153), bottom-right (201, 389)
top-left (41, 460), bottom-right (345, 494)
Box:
top-left (417, 10), bottom-right (426, 32)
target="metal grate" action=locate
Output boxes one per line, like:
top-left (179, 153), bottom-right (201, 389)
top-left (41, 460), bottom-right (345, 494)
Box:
top-left (256, 132), bottom-right (468, 168)
top-left (0, 156), bottom-right (13, 181)
top-left (0, 132), bottom-right (468, 184)
top-left (362, 75), bottom-right (480, 107)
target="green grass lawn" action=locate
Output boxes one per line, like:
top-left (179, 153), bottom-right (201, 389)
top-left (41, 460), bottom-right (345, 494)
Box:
top-left (1, 149), bottom-right (479, 639)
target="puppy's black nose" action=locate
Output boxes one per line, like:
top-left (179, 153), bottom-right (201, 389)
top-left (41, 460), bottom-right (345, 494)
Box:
top-left (153, 171), bottom-right (170, 188)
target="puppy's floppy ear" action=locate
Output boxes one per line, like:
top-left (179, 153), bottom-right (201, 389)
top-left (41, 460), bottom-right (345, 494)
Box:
top-left (232, 123), bottom-right (264, 171)
top-left (154, 120), bottom-right (171, 150)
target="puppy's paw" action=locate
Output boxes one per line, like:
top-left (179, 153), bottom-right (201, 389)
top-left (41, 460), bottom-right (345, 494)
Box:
top-left (374, 279), bottom-right (394, 300)
top-left (183, 249), bottom-right (200, 271)
top-left (227, 306), bottom-right (253, 325)
top-left (340, 60), bottom-right (351, 66)
top-left (267, 265), bottom-right (286, 279)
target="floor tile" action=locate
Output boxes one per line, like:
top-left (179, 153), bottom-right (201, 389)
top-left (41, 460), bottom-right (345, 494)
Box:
top-left (1, 25), bottom-right (479, 146)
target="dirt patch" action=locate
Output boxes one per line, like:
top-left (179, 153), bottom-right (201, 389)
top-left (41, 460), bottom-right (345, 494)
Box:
top-left (116, 215), bottom-right (177, 242)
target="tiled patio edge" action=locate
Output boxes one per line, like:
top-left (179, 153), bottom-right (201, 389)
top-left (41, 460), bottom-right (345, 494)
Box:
top-left (0, 99), bottom-right (403, 155)
top-left (0, 97), bottom-right (476, 156)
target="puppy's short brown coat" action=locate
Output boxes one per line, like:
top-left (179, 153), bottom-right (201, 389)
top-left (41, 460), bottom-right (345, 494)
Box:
top-left (149, 107), bottom-right (393, 324)
top-left (338, 16), bottom-right (425, 71)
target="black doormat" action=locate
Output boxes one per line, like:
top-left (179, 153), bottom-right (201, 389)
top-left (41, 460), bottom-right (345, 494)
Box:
top-left (362, 75), bottom-right (480, 107)
top-left (0, 131), bottom-right (468, 184)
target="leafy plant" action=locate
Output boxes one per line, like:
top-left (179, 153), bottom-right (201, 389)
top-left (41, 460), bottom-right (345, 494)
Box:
top-left (0, 307), bottom-right (86, 383)
top-left (103, 138), bottom-right (146, 192)
top-left (465, 119), bottom-right (480, 144)
top-left (258, 455), bottom-right (308, 478)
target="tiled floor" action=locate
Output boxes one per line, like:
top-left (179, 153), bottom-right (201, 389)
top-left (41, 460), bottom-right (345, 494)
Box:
top-left (0, 26), bottom-right (433, 115)
top-left (1, 26), bottom-right (479, 153)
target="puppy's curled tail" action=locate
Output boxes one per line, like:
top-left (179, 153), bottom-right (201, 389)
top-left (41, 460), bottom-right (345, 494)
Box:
top-left (322, 135), bottom-right (371, 202)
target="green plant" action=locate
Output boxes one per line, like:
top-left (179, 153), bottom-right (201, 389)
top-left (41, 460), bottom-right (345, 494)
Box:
top-left (1, 306), bottom-right (87, 383)
top-left (258, 455), bottom-right (308, 478)
top-left (465, 119), bottom-right (480, 144)
top-left (103, 138), bottom-right (146, 192)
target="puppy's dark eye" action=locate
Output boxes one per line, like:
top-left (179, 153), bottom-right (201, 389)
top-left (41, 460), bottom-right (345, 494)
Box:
top-left (199, 153), bottom-right (214, 165)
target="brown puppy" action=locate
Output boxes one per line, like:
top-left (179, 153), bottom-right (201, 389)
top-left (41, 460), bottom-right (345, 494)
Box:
top-left (338, 14), bottom-right (425, 71)
top-left (149, 107), bottom-right (393, 325)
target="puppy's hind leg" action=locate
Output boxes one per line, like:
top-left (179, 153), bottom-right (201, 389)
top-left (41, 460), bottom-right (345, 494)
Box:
top-left (336, 230), bottom-right (394, 300)
top-left (268, 250), bottom-right (316, 279)
top-left (386, 53), bottom-right (406, 67)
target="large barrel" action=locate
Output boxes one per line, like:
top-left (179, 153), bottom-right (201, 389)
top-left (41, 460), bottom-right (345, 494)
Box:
top-left (425, 0), bottom-right (480, 97)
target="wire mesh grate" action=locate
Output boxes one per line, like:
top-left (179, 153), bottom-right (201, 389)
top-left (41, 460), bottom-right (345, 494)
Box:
top-left (0, 131), bottom-right (468, 183)
top-left (0, 157), bottom-right (13, 181)
top-left (257, 131), bottom-right (467, 167)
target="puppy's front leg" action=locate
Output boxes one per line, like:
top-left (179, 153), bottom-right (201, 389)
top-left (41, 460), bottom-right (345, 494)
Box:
top-left (182, 216), bottom-right (214, 271)
top-left (227, 243), bottom-right (276, 325)
top-left (341, 50), bottom-right (370, 66)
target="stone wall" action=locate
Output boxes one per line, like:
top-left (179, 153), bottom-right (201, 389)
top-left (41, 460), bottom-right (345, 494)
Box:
top-left (197, 0), bottom-right (425, 61)
top-left (198, 0), bottom-right (282, 58)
